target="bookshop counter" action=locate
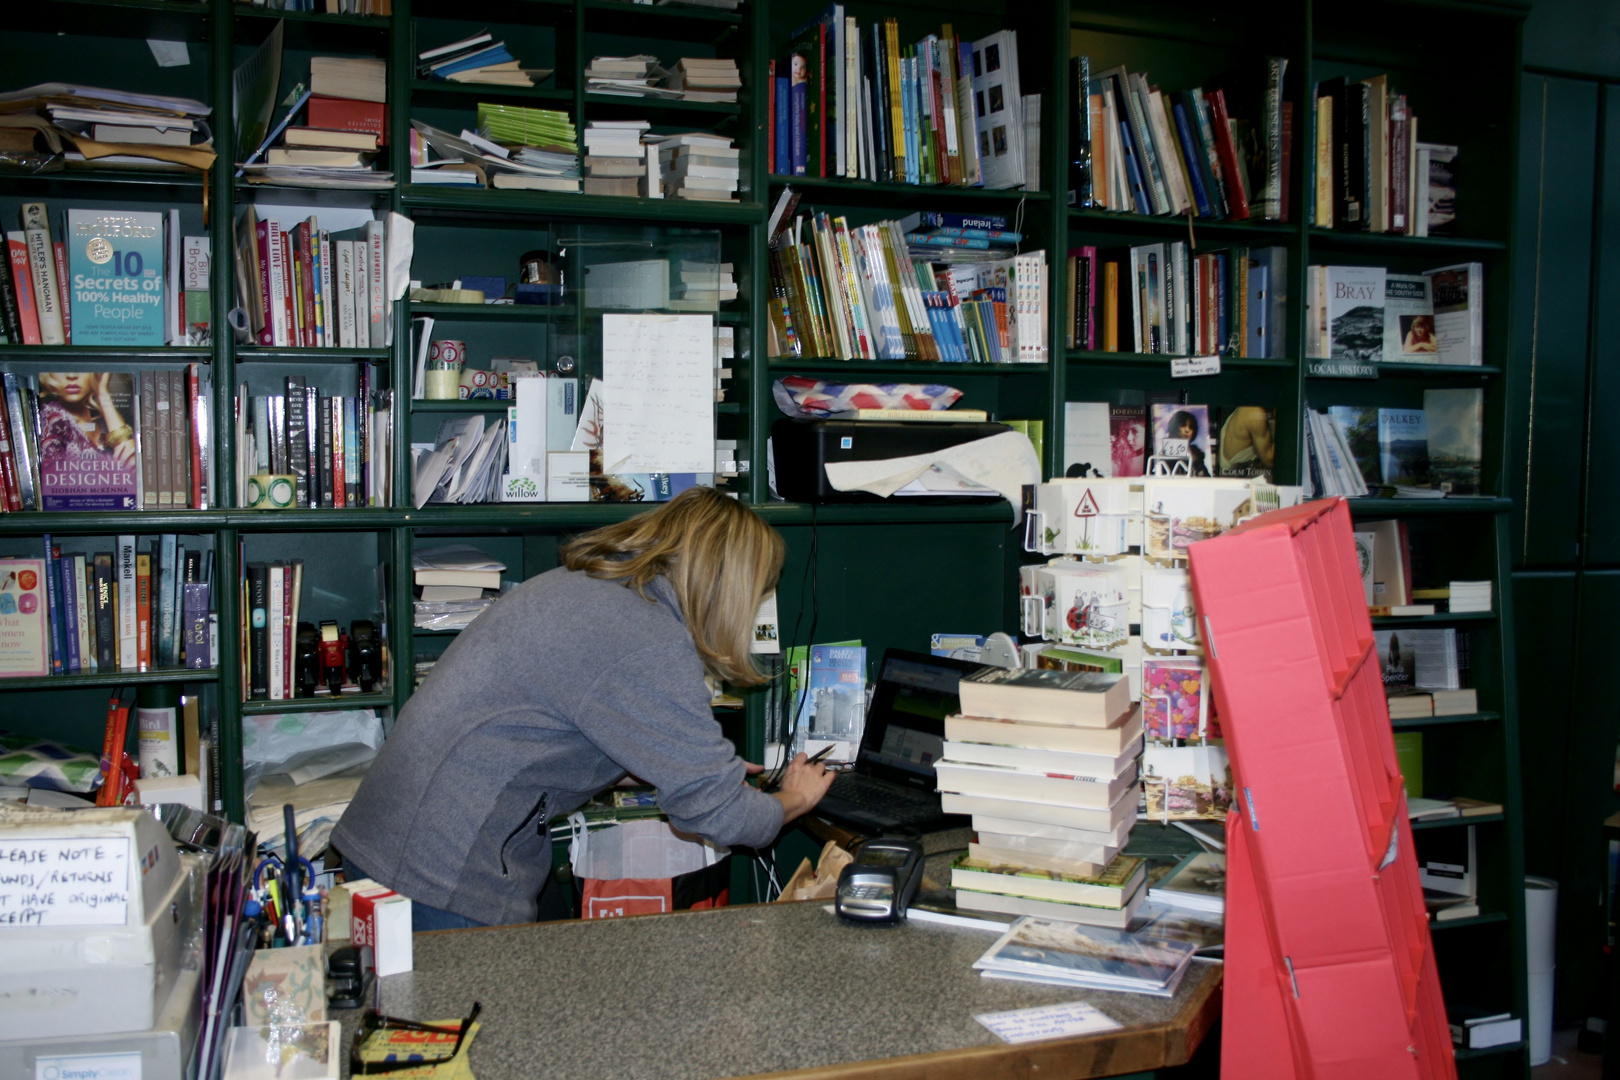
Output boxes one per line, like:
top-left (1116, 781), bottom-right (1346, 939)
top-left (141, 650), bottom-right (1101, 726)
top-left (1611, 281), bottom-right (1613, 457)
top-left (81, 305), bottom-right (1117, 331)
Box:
top-left (340, 900), bottom-right (1222, 1079)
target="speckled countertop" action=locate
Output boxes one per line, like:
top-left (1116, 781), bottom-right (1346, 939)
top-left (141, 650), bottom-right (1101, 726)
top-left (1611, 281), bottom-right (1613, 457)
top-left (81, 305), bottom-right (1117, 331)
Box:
top-left (340, 900), bottom-right (1221, 1080)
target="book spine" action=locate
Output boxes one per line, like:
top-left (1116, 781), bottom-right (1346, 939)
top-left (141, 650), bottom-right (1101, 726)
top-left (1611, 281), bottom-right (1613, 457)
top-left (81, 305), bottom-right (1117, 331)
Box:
top-left (353, 233), bottom-right (371, 349)
top-left (318, 396), bottom-right (335, 507)
top-left (170, 369), bottom-right (189, 509)
top-left (1261, 56), bottom-right (1286, 220)
top-left (281, 232), bottom-right (297, 347)
top-left (0, 387), bottom-right (20, 511)
top-left (6, 233), bottom-right (41, 344)
top-left (183, 582), bottom-right (210, 670)
top-left (304, 386), bottom-right (319, 509)
top-left (94, 553), bottom-right (115, 672)
top-left (267, 218), bottom-right (288, 347)
top-left (247, 563), bottom-right (269, 698)
top-left (21, 205), bottom-right (65, 345)
top-left (136, 553), bottom-right (152, 672)
top-left (72, 555), bottom-right (90, 672)
top-left (367, 219), bottom-right (386, 348)
top-left (298, 222), bottom-right (316, 347)
top-left (157, 534), bottom-right (177, 668)
top-left (1207, 89), bottom-right (1251, 220)
top-left (59, 554), bottom-right (80, 674)
top-left (95, 698), bottom-right (129, 807)
top-left (52, 240), bottom-right (70, 345)
top-left (0, 231), bottom-right (21, 343)
top-left (117, 535), bottom-right (137, 672)
top-left (319, 231), bottom-right (335, 347)
top-left (41, 537), bottom-right (63, 674)
top-left (332, 398), bottom-right (347, 508)
top-left (188, 365), bottom-right (203, 510)
top-left (767, 59), bottom-right (777, 175)
top-left (286, 376), bottom-right (309, 506)
top-left (885, 18), bottom-right (905, 183)
top-left (255, 219), bottom-right (274, 346)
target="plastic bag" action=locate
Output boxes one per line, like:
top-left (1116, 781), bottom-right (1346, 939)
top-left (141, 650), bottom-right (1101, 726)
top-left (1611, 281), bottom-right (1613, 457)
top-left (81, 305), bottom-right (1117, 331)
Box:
top-left (241, 709), bottom-right (383, 798)
top-left (567, 815), bottom-right (730, 919)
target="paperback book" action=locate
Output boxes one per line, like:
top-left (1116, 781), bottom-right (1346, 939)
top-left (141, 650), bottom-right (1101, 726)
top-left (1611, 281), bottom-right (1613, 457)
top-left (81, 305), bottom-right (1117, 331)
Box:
top-left (1382, 273), bottom-right (1437, 363)
top-left (1422, 388), bottom-right (1483, 495)
top-left (37, 372), bottom-right (140, 510)
top-left (66, 209), bottom-right (166, 346)
top-left (1377, 408), bottom-right (1428, 487)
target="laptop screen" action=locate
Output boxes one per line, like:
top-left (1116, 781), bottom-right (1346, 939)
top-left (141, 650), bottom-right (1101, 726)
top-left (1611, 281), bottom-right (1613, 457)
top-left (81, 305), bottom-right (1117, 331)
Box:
top-left (861, 651), bottom-right (985, 782)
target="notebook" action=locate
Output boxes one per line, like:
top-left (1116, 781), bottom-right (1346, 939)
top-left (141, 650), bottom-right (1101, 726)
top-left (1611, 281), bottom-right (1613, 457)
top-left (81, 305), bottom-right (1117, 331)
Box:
top-left (811, 649), bottom-right (987, 835)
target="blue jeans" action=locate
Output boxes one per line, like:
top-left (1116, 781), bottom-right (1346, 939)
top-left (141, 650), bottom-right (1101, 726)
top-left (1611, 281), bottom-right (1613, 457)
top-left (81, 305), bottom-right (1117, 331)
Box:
top-left (343, 861), bottom-right (487, 932)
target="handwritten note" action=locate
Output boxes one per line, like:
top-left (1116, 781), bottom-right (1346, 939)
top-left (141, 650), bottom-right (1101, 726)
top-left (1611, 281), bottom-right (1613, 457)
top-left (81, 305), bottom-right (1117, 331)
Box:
top-left (974, 1001), bottom-right (1122, 1044)
top-left (601, 313), bottom-right (714, 474)
top-left (0, 835), bottom-right (130, 927)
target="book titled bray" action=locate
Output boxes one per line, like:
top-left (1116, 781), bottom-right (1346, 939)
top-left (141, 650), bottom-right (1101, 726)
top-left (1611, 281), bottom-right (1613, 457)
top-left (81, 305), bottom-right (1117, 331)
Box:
top-left (66, 209), bottom-right (165, 346)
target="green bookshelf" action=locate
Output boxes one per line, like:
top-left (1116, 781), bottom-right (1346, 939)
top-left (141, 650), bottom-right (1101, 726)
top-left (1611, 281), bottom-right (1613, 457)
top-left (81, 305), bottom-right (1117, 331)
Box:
top-left (0, 2), bottom-right (1529, 1072)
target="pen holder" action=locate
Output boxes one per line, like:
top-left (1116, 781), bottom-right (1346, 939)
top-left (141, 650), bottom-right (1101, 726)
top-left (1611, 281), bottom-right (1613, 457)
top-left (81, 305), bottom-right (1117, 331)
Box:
top-left (426, 340), bottom-right (467, 399)
top-left (246, 474), bottom-right (297, 509)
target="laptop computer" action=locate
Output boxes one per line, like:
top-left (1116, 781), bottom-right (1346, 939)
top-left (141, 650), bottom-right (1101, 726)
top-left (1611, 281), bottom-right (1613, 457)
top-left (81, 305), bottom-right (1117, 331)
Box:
top-left (811, 649), bottom-right (987, 836)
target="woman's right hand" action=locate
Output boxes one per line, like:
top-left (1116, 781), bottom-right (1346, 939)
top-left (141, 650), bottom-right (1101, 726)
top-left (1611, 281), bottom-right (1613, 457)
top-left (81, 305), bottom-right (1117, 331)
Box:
top-left (770, 752), bottom-right (836, 824)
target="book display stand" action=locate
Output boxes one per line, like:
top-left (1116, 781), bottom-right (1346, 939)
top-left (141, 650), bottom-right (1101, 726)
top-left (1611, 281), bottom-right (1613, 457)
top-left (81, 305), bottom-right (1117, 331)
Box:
top-left (1192, 499), bottom-right (1453, 1079)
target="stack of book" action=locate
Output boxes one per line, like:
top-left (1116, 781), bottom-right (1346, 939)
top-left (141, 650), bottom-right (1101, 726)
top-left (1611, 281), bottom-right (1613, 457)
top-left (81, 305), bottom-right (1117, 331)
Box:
top-left (939, 668), bottom-right (1147, 928)
top-left (1073, 57), bottom-right (1288, 222)
top-left (477, 103), bottom-right (580, 192)
top-left (972, 916), bottom-right (1200, 997)
top-left (585, 55), bottom-right (678, 99)
top-left (242, 58), bottom-right (393, 189)
top-left (1, 368), bottom-right (212, 514)
top-left (769, 20), bottom-right (1034, 190)
top-left (408, 120), bottom-right (574, 191)
top-left (0, 83), bottom-right (215, 174)
top-left (413, 545), bottom-right (505, 633)
top-left (654, 132), bottom-right (738, 200)
top-left (668, 261), bottom-right (736, 310)
top-left (1448, 580), bottom-right (1492, 613)
top-left (583, 121), bottom-right (649, 197)
top-left (233, 366), bottom-right (393, 509)
top-left (668, 57), bottom-right (740, 103)
top-left (3, 535), bottom-right (211, 678)
top-left (0, 202), bottom-right (208, 348)
top-left (767, 202), bottom-right (1048, 363)
top-left (233, 208), bottom-right (389, 350)
top-left (1312, 73), bottom-right (1456, 235)
top-left (417, 32), bottom-right (549, 88)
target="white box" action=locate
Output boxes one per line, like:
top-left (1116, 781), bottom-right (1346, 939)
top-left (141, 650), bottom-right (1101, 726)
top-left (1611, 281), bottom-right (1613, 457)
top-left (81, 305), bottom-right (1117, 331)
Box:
top-left (134, 773), bottom-right (205, 810)
top-left (546, 376), bottom-right (579, 452)
top-left (0, 807), bottom-right (203, 1039)
top-left (349, 881), bottom-right (412, 977)
top-left (547, 451), bottom-right (590, 501)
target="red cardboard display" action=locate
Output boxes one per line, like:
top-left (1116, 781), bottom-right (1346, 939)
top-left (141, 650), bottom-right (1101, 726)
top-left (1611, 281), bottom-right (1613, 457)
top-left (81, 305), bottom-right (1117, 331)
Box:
top-left (1190, 498), bottom-right (1455, 1080)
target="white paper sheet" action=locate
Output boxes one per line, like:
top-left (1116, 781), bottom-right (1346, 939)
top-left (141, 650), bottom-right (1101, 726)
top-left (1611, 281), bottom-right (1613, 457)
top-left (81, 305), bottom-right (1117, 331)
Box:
top-left (974, 1001), bottom-right (1122, 1044)
top-left (601, 313), bottom-right (714, 473)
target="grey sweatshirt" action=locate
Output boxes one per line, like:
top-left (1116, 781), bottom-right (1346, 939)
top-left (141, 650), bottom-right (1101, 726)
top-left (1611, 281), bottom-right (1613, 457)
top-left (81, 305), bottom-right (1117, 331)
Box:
top-left (331, 567), bottom-right (783, 926)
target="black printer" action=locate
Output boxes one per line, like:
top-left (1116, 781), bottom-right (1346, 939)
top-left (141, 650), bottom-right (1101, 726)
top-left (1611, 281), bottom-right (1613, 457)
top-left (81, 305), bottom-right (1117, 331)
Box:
top-left (771, 417), bottom-right (1011, 504)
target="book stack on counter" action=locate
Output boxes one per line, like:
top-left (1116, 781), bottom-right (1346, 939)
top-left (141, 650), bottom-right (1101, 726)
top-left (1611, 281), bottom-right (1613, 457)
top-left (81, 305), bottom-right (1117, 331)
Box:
top-left (413, 545), bottom-right (506, 633)
top-left (233, 368), bottom-right (393, 509)
top-left (669, 261), bottom-right (736, 310)
top-left (1065, 243), bottom-right (1289, 360)
top-left (242, 58), bottom-right (393, 189)
top-left (1314, 388), bottom-right (1486, 503)
top-left (766, 199), bottom-right (1047, 362)
top-left (586, 55), bottom-right (679, 99)
top-left (654, 132), bottom-right (740, 201)
top-left (233, 208), bottom-right (391, 350)
top-left (770, 17), bottom-right (1035, 190)
top-left (583, 121), bottom-right (650, 197)
top-left (972, 916), bottom-right (1200, 998)
top-left (0, 83), bottom-right (214, 175)
top-left (1072, 56), bottom-right (1289, 222)
top-left (418, 32), bottom-right (552, 89)
top-left (1, 368), bottom-right (213, 514)
top-left (1308, 263), bottom-right (1484, 371)
top-left (668, 58), bottom-right (740, 103)
top-left (940, 668), bottom-right (1147, 929)
top-left (0, 202), bottom-right (209, 347)
top-left (1312, 73), bottom-right (1456, 236)
top-left (1448, 580), bottom-right (1492, 613)
top-left (2, 535), bottom-right (212, 678)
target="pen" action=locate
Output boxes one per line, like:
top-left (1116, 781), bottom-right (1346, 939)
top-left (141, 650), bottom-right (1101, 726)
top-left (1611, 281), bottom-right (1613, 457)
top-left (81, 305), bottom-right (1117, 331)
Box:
top-left (806, 745), bottom-right (835, 766)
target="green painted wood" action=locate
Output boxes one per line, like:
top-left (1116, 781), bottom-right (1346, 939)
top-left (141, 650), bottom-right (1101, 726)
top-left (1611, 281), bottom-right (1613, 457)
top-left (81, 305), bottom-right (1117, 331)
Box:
top-left (1510, 571), bottom-right (1576, 882)
top-left (1509, 75), bottom-right (1596, 568)
top-left (1585, 84), bottom-right (1620, 566)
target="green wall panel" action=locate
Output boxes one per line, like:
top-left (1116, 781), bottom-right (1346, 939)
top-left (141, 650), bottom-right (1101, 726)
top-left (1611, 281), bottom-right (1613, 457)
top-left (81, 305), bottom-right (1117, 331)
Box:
top-left (1587, 86), bottom-right (1620, 566)
top-left (1511, 571), bottom-right (1577, 884)
top-left (1510, 75), bottom-right (1597, 569)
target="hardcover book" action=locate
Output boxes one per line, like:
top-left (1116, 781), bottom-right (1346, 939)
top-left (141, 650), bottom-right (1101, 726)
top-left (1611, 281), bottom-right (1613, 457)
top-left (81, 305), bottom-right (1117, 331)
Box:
top-left (1422, 388), bottom-right (1483, 495)
top-left (1377, 408), bottom-right (1428, 487)
top-left (1382, 273), bottom-right (1437, 363)
top-left (36, 372), bottom-right (140, 511)
top-left (66, 209), bottom-right (165, 346)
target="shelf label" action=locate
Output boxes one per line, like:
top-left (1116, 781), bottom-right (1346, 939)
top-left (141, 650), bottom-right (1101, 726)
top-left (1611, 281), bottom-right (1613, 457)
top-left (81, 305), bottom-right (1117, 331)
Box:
top-left (1307, 359), bottom-right (1379, 379)
top-left (1170, 355), bottom-right (1222, 378)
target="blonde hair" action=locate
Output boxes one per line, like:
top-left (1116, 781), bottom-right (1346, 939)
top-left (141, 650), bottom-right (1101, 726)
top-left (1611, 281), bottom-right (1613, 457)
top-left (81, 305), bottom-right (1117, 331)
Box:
top-left (561, 487), bottom-right (784, 686)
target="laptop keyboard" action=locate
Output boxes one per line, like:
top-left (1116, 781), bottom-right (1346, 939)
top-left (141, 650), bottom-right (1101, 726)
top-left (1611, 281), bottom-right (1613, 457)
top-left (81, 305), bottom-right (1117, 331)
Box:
top-left (827, 773), bottom-right (936, 816)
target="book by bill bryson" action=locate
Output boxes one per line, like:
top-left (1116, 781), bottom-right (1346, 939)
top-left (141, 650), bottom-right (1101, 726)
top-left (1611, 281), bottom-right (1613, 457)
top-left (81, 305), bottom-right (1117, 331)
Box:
top-left (37, 372), bottom-right (140, 510)
top-left (67, 209), bottom-right (165, 346)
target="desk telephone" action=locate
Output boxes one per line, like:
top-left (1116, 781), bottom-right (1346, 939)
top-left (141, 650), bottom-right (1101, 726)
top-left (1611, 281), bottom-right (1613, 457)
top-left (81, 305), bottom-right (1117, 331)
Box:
top-left (834, 838), bottom-right (924, 923)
